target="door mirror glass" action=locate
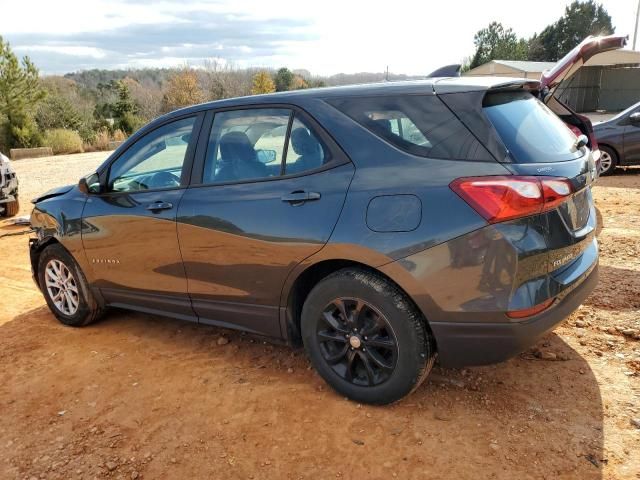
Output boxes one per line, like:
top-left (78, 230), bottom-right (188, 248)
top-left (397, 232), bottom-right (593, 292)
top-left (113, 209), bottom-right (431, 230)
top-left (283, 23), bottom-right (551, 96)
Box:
top-left (256, 149), bottom-right (277, 164)
top-left (629, 112), bottom-right (640, 125)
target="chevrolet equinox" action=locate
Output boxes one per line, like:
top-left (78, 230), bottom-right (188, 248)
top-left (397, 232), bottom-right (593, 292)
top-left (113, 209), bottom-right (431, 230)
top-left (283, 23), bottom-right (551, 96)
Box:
top-left (29, 35), bottom-right (624, 403)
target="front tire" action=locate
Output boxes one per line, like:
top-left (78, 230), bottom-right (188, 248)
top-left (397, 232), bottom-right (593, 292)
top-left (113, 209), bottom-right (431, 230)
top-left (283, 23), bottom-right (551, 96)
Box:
top-left (599, 146), bottom-right (617, 176)
top-left (301, 268), bottom-right (435, 404)
top-left (38, 244), bottom-right (104, 327)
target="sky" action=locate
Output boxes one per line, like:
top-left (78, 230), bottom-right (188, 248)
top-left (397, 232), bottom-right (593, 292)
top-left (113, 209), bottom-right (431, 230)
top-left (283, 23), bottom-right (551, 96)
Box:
top-left (1, 0), bottom-right (638, 76)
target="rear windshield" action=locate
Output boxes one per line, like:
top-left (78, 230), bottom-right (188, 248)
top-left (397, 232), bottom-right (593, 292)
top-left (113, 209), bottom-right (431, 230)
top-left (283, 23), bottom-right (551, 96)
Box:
top-left (483, 91), bottom-right (584, 163)
top-left (328, 95), bottom-right (492, 161)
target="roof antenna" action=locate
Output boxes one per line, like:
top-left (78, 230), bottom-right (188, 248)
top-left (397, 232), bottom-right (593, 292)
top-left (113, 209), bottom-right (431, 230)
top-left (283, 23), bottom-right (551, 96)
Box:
top-left (426, 64), bottom-right (461, 78)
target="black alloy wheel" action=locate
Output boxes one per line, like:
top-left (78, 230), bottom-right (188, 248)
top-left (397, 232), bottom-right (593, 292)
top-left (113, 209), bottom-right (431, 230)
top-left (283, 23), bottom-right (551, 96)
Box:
top-left (317, 297), bottom-right (398, 387)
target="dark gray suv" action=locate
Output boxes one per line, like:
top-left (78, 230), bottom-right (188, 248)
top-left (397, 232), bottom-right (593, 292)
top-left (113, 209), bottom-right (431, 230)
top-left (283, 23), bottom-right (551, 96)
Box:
top-left (29, 68), bottom-right (602, 404)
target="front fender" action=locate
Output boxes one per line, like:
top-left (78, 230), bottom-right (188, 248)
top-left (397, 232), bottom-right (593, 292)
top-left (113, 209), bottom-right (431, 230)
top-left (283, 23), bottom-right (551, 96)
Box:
top-left (29, 187), bottom-right (90, 284)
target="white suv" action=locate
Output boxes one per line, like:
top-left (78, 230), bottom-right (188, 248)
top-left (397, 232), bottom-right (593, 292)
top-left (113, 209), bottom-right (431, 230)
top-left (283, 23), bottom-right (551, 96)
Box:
top-left (0, 152), bottom-right (19, 217)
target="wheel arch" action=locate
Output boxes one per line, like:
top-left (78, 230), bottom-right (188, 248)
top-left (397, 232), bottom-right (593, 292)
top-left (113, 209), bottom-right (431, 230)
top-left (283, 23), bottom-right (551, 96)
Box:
top-left (598, 143), bottom-right (620, 164)
top-left (283, 258), bottom-right (434, 348)
top-left (29, 236), bottom-right (62, 290)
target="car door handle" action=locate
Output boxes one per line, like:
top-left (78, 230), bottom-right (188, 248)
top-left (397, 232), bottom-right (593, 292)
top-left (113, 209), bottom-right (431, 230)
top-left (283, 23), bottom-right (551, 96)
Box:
top-left (146, 201), bottom-right (173, 211)
top-left (281, 191), bottom-right (321, 204)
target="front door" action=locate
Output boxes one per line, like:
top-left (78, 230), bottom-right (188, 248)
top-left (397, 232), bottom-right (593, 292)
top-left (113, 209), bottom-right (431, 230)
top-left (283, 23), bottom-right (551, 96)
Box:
top-left (623, 109), bottom-right (640, 164)
top-left (82, 115), bottom-right (201, 319)
top-left (177, 107), bottom-right (354, 337)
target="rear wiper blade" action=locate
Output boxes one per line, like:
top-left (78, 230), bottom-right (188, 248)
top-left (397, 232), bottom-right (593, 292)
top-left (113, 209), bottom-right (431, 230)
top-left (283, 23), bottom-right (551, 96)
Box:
top-left (572, 134), bottom-right (589, 151)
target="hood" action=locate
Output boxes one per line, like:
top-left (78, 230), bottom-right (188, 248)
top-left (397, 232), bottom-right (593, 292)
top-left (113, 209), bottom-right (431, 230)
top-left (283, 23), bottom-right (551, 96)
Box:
top-left (540, 34), bottom-right (628, 101)
top-left (32, 184), bottom-right (74, 204)
top-left (0, 152), bottom-right (13, 170)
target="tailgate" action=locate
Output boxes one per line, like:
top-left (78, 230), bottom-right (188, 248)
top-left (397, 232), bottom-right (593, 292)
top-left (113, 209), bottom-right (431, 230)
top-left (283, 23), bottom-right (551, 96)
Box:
top-left (502, 153), bottom-right (598, 275)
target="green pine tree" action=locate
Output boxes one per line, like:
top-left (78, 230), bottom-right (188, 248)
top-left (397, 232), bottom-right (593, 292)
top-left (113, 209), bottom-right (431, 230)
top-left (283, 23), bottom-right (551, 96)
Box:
top-left (0, 35), bottom-right (46, 149)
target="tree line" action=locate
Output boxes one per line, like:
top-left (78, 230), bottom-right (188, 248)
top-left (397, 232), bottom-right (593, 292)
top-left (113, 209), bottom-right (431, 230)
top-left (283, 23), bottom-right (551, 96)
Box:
top-left (0, 42), bottom-right (415, 155)
top-left (0, 0), bottom-right (615, 155)
top-left (466, 0), bottom-right (615, 70)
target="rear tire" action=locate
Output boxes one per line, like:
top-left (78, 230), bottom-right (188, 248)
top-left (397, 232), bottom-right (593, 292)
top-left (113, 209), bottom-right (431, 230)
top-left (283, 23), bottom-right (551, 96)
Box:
top-left (38, 244), bottom-right (104, 327)
top-left (301, 268), bottom-right (435, 405)
top-left (1, 198), bottom-right (19, 217)
top-left (599, 146), bottom-right (617, 176)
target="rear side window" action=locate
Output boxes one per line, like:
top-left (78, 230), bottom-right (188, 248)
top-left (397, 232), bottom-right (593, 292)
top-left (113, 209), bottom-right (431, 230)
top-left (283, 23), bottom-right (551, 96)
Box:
top-left (327, 95), bottom-right (492, 161)
top-left (483, 91), bottom-right (584, 163)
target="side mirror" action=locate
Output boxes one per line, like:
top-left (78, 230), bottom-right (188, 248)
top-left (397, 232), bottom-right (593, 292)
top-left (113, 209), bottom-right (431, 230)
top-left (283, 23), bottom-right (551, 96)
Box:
top-left (629, 112), bottom-right (640, 125)
top-left (79, 173), bottom-right (101, 194)
top-left (256, 149), bottom-right (277, 164)
top-left (78, 177), bottom-right (89, 194)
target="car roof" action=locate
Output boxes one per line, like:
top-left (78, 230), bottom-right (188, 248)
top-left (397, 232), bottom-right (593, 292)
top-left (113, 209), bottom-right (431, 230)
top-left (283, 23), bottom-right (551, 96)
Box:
top-left (164, 76), bottom-right (541, 118)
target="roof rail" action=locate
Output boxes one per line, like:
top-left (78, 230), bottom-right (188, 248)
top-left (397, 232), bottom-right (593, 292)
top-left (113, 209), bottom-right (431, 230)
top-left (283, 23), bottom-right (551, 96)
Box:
top-left (426, 64), bottom-right (461, 78)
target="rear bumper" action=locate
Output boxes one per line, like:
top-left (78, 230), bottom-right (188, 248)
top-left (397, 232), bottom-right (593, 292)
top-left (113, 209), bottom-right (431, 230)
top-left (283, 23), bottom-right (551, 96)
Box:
top-left (430, 262), bottom-right (598, 368)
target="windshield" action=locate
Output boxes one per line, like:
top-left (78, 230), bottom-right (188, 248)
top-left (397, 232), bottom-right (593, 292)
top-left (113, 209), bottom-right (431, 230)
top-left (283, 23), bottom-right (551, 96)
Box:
top-left (607, 101), bottom-right (640, 123)
top-left (483, 91), bottom-right (585, 163)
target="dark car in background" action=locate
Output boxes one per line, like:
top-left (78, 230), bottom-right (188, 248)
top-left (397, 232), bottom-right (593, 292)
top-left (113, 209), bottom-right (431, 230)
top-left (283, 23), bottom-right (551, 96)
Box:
top-left (593, 100), bottom-right (640, 175)
top-left (28, 37), bottom-right (622, 404)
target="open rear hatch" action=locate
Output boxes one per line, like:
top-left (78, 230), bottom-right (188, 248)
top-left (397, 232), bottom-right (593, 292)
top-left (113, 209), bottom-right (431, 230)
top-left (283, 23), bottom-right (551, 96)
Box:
top-left (540, 34), bottom-right (629, 98)
top-left (540, 34), bottom-right (628, 159)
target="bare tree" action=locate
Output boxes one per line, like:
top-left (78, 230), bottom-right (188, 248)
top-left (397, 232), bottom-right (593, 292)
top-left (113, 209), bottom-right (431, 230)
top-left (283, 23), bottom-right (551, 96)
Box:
top-left (202, 59), bottom-right (253, 100)
top-left (121, 77), bottom-right (162, 122)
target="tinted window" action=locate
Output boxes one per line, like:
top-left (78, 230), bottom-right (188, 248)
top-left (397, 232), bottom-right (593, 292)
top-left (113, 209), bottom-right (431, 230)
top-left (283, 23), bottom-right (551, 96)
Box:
top-left (108, 117), bottom-right (195, 192)
top-left (284, 115), bottom-right (330, 175)
top-left (328, 95), bottom-right (491, 160)
top-left (483, 91), bottom-right (584, 163)
top-left (204, 109), bottom-right (290, 184)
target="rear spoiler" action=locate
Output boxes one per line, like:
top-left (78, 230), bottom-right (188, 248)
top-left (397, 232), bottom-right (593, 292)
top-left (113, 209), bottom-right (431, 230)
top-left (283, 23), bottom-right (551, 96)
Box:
top-left (487, 80), bottom-right (541, 93)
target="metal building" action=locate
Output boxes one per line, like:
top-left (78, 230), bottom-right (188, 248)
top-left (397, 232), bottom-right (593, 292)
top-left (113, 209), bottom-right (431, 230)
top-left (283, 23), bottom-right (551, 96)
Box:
top-left (465, 49), bottom-right (640, 112)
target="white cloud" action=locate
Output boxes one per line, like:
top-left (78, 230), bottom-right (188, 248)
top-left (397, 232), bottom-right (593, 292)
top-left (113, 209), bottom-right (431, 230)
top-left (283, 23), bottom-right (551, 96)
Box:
top-left (2, 0), bottom-right (637, 75)
top-left (16, 45), bottom-right (109, 59)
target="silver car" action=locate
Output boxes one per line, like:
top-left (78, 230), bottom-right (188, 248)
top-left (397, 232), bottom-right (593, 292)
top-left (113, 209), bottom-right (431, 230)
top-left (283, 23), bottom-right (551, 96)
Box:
top-left (0, 152), bottom-right (19, 217)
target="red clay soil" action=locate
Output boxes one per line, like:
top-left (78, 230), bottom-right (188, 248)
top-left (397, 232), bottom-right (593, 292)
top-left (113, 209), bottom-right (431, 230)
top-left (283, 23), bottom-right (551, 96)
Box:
top-left (0, 166), bottom-right (638, 479)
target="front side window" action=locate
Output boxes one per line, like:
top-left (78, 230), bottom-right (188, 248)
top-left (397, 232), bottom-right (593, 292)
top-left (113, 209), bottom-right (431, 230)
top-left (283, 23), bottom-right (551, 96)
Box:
top-left (203, 109), bottom-right (290, 184)
top-left (108, 117), bottom-right (195, 192)
top-left (328, 95), bottom-right (492, 160)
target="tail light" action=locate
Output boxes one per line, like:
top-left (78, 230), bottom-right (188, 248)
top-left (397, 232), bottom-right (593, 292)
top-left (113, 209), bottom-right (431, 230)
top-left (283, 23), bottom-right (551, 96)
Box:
top-left (506, 298), bottom-right (555, 319)
top-left (450, 176), bottom-right (574, 224)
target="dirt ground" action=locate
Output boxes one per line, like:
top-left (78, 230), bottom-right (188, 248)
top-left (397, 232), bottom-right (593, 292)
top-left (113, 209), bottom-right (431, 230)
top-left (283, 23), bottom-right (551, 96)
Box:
top-left (1, 152), bottom-right (639, 479)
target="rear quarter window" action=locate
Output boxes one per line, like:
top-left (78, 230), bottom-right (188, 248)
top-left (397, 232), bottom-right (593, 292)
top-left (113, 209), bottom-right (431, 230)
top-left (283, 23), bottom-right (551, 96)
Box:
top-left (327, 95), bottom-right (492, 161)
top-left (483, 91), bottom-right (584, 163)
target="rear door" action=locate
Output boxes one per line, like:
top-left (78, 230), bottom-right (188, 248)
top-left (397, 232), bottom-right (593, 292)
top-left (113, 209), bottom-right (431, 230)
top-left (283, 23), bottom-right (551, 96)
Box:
top-left (177, 106), bottom-right (354, 338)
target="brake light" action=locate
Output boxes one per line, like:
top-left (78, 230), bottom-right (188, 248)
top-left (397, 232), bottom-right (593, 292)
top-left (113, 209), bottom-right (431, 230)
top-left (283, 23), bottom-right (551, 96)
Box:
top-left (506, 298), bottom-right (555, 319)
top-left (450, 176), bottom-right (574, 223)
